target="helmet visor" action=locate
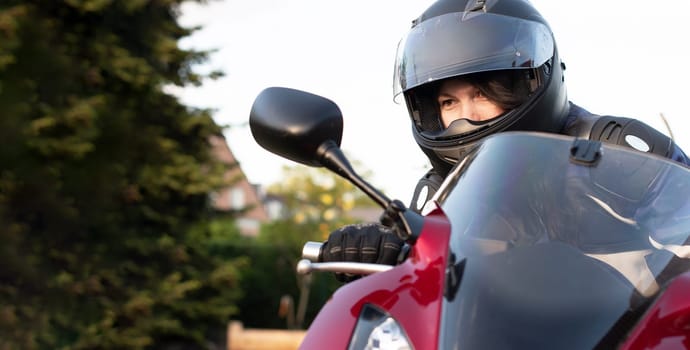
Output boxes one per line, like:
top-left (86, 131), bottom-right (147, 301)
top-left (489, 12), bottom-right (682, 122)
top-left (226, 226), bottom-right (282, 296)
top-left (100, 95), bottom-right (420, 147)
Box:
top-left (393, 11), bottom-right (554, 102)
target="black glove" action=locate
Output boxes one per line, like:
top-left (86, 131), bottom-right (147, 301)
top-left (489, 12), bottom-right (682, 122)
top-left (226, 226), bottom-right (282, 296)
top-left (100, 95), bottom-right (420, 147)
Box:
top-left (320, 223), bottom-right (404, 282)
top-left (321, 223), bottom-right (405, 282)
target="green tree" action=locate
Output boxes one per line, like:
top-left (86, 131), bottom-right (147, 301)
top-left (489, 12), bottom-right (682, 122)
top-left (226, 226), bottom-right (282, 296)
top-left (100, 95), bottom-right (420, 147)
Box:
top-left (0, 1), bottom-right (242, 349)
top-left (264, 164), bottom-right (377, 243)
top-left (231, 164), bottom-right (377, 329)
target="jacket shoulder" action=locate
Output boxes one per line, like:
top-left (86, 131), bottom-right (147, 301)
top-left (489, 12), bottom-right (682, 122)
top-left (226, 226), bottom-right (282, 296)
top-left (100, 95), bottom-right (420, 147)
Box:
top-left (563, 105), bottom-right (687, 164)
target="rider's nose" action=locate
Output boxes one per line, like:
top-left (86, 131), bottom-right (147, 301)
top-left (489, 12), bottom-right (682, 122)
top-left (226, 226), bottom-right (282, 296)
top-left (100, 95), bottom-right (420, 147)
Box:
top-left (455, 103), bottom-right (479, 122)
top-left (443, 103), bottom-right (477, 128)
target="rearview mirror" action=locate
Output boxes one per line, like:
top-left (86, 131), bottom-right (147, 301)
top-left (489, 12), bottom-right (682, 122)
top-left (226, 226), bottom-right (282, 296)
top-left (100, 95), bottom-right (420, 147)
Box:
top-left (248, 86), bottom-right (423, 243)
top-left (249, 87), bottom-right (343, 167)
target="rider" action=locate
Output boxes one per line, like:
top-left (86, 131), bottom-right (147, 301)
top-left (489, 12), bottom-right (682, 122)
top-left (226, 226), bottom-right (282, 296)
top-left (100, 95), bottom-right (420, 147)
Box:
top-left (320, 0), bottom-right (690, 276)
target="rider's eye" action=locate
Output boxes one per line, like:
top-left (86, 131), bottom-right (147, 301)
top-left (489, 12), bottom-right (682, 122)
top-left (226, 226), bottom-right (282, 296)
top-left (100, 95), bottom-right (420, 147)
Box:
top-left (439, 99), bottom-right (454, 108)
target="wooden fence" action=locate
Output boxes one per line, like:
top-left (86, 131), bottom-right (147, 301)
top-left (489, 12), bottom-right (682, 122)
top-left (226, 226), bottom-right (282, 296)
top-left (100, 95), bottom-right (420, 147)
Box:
top-left (227, 321), bottom-right (306, 350)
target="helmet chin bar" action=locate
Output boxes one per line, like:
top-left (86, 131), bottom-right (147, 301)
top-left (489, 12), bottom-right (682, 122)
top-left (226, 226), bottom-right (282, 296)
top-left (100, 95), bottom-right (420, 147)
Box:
top-left (419, 106), bottom-right (521, 146)
top-left (421, 117), bottom-right (494, 140)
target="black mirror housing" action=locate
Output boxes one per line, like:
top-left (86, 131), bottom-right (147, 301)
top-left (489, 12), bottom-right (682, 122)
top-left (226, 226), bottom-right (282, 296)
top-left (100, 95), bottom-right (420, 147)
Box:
top-left (249, 87), bottom-right (343, 167)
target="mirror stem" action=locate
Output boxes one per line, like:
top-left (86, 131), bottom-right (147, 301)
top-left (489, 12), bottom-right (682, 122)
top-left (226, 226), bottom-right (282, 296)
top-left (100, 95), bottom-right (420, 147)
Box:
top-left (317, 140), bottom-right (390, 208)
top-left (317, 140), bottom-right (423, 243)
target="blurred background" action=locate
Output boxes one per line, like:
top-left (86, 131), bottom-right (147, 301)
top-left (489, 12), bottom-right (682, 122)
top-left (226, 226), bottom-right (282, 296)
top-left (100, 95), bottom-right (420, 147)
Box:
top-left (178, 0), bottom-right (690, 202)
top-left (1, 1), bottom-right (688, 349)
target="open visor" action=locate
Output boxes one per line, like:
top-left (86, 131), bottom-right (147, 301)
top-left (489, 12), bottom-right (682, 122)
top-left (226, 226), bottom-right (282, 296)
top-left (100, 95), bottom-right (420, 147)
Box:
top-left (393, 11), bottom-right (554, 102)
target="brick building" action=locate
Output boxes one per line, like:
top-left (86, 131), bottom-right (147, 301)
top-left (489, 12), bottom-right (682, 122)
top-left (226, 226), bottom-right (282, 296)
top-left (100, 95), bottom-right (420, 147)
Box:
top-left (209, 134), bottom-right (269, 236)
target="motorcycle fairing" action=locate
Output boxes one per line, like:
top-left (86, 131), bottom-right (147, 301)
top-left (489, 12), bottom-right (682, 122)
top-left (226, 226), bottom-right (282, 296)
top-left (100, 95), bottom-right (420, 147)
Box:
top-left (435, 132), bottom-right (690, 349)
top-left (299, 213), bottom-right (451, 350)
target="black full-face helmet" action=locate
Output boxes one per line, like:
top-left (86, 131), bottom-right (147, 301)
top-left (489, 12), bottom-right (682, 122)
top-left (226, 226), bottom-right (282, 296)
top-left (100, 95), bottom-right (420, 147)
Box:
top-left (394, 0), bottom-right (570, 176)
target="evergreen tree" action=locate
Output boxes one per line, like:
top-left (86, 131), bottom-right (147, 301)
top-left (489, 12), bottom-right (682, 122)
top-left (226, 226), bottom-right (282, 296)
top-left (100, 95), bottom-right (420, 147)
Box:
top-left (0, 1), bottom-right (242, 348)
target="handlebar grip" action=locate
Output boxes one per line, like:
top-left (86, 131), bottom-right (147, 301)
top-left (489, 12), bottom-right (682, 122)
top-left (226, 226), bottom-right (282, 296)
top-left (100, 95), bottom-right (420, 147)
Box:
top-left (302, 241), bottom-right (323, 261)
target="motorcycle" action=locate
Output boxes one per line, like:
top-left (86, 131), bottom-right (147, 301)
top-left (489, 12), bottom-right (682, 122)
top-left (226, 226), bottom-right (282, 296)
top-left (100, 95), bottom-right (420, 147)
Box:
top-left (249, 87), bottom-right (690, 349)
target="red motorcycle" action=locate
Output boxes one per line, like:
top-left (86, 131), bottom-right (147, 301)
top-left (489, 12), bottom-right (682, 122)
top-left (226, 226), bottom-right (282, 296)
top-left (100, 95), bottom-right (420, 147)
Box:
top-left (250, 87), bottom-right (690, 349)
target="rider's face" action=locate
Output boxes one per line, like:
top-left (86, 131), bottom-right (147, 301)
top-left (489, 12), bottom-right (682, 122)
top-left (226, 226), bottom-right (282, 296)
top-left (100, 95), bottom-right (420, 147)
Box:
top-left (437, 78), bottom-right (506, 128)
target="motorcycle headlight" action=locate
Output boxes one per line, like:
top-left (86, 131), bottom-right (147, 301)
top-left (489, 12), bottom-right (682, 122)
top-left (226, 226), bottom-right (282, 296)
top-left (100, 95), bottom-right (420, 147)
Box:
top-left (348, 304), bottom-right (413, 350)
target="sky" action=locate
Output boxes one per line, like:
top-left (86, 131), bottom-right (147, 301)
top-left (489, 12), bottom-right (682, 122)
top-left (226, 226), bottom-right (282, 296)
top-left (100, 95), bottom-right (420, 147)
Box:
top-left (177, 0), bottom-right (690, 203)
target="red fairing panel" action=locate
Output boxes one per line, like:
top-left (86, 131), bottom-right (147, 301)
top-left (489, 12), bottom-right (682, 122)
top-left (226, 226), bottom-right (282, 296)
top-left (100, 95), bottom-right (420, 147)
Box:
top-left (620, 271), bottom-right (690, 350)
top-left (299, 211), bottom-right (451, 350)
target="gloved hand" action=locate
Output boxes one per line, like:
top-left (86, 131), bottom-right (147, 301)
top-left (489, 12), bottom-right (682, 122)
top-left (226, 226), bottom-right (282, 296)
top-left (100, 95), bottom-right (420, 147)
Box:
top-left (320, 223), bottom-right (405, 282)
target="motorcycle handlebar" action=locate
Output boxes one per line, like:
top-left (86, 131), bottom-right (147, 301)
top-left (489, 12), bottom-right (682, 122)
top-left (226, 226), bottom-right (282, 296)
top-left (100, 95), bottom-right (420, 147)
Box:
top-left (302, 241), bottom-right (323, 261)
top-left (298, 241), bottom-right (395, 276)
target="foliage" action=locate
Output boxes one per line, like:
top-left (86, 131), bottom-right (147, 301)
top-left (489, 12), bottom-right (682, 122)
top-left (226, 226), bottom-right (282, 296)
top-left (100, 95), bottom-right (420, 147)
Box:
top-left (264, 164), bottom-right (377, 242)
top-left (0, 1), bottom-right (242, 349)
top-left (230, 165), bottom-right (378, 329)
